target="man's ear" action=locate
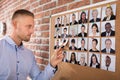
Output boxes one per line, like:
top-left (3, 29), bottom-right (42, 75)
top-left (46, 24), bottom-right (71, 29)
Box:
top-left (11, 20), bottom-right (17, 29)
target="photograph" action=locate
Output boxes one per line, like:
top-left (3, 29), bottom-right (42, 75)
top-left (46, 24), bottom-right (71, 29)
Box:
top-left (77, 24), bottom-right (88, 37)
top-left (54, 39), bottom-right (60, 50)
top-left (89, 22), bottom-right (100, 37)
top-left (78, 10), bottom-right (88, 24)
top-left (101, 38), bottom-right (115, 54)
top-left (69, 25), bottom-right (78, 37)
top-left (101, 20), bottom-right (115, 37)
top-left (70, 12), bottom-right (78, 25)
top-left (77, 52), bottom-right (87, 66)
top-left (61, 14), bottom-right (70, 26)
top-left (69, 51), bottom-right (78, 64)
top-left (101, 54), bottom-right (116, 72)
top-left (89, 38), bottom-right (100, 52)
top-left (89, 53), bottom-right (100, 68)
top-left (77, 38), bottom-right (88, 51)
top-left (54, 27), bottom-right (61, 38)
top-left (69, 38), bottom-right (78, 50)
top-left (61, 26), bottom-right (69, 38)
top-left (62, 51), bottom-right (69, 62)
top-left (55, 16), bottom-right (62, 27)
top-left (102, 4), bottom-right (116, 21)
top-left (89, 7), bottom-right (101, 23)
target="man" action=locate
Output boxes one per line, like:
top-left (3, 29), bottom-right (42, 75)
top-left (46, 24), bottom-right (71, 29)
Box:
top-left (69, 39), bottom-right (77, 50)
top-left (0, 9), bottom-right (63, 80)
top-left (62, 51), bottom-right (68, 62)
top-left (61, 27), bottom-right (68, 38)
top-left (78, 25), bottom-right (87, 37)
top-left (101, 39), bottom-right (115, 54)
top-left (70, 13), bottom-right (78, 25)
top-left (55, 17), bottom-right (61, 27)
top-left (54, 28), bottom-right (61, 38)
top-left (78, 38), bottom-right (87, 51)
top-left (105, 55), bottom-right (111, 71)
top-left (54, 40), bottom-right (59, 49)
top-left (101, 22), bottom-right (115, 37)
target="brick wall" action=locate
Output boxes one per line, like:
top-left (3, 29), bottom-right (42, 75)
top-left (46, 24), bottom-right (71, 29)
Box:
top-left (0, 0), bottom-right (105, 70)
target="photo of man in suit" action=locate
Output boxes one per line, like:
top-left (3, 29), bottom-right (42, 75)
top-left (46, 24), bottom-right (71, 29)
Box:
top-left (55, 17), bottom-right (61, 27)
top-left (70, 13), bottom-right (78, 25)
top-left (78, 25), bottom-right (87, 37)
top-left (101, 38), bottom-right (115, 54)
top-left (78, 38), bottom-right (87, 51)
top-left (54, 28), bottom-right (61, 38)
top-left (54, 39), bottom-right (60, 49)
top-left (69, 39), bottom-right (77, 50)
top-left (61, 27), bottom-right (69, 38)
top-left (62, 51), bottom-right (68, 62)
top-left (101, 22), bottom-right (115, 37)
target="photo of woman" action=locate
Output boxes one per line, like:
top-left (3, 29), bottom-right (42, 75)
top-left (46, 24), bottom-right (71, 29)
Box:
top-left (78, 10), bottom-right (88, 24)
top-left (89, 38), bottom-right (100, 52)
top-left (89, 8), bottom-right (101, 22)
top-left (89, 23), bottom-right (100, 37)
top-left (102, 4), bottom-right (116, 21)
top-left (69, 52), bottom-right (78, 64)
top-left (89, 53), bottom-right (100, 68)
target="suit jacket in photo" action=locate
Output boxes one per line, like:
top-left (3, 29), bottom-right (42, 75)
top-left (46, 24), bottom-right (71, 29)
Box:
top-left (101, 48), bottom-right (115, 54)
top-left (78, 47), bottom-right (87, 51)
top-left (103, 15), bottom-right (116, 21)
top-left (89, 49), bottom-right (100, 52)
top-left (90, 18), bottom-right (101, 22)
top-left (78, 19), bottom-right (88, 24)
top-left (78, 62), bottom-right (87, 66)
top-left (69, 46), bottom-right (77, 50)
top-left (101, 30), bottom-right (115, 37)
top-left (70, 20), bottom-right (78, 25)
top-left (55, 24), bottom-right (61, 27)
top-left (61, 34), bottom-right (69, 38)
top-left (54, 45), bottom-right (59, 49)
top-left (78, 32), bottom-right (87, 37)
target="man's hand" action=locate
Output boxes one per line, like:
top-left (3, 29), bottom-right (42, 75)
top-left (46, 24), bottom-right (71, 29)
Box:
top-left (50, 48), bottom-right (63, 68)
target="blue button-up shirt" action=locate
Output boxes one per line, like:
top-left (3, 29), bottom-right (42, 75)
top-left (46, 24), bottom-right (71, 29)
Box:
top-left (0, 35), bottom-right (55, 80)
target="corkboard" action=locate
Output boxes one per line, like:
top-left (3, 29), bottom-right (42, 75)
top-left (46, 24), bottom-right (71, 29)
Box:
top-left (50, 0), bottom-right (120, 80)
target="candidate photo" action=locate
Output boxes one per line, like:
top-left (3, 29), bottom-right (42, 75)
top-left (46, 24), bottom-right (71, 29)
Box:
top-left (89, 53), bottom-right (100, 69)
top-left (78, 10), bottom-right (88, 24)
top-left (77, 38), bottom-right (87, 51)
top-left (55, 17), bottom-right (62, 27)
top-left (101, 21), bottom-right (115, 37)
top-left (62, 51), bottom-right (69, 62)
top-left (102, 4), bottom-right (116, 21)
top-left (69, 25), bottom-right (78, 38)
top-left (77, 24), bottom-right (88, 37)
top-left (69, 52), bottom-right (78, 64)
top-left (69, 38), bottom-right (78, 50)
top-left (61, 15), bottom-right (69, 26)
top-left (70, 13), bottom-right (78, 25)
top-left (61, 27), bottom-right (69, 38)
top-left (101, 38), bottom-right (115, 54)
top-left (101, 54), bottom-right (116, 72)
top-left (89, 7), bottom-right (101, 23)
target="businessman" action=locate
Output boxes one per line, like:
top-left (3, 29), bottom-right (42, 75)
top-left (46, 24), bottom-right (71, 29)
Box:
top-left (0, 9), bottom-right (63, 80)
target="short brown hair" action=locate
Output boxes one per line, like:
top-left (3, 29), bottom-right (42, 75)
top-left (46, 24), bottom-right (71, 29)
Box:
top-left (12, 9), bottom-right (34, 20)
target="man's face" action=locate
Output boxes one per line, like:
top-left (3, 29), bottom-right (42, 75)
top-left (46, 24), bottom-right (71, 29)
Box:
top-left (57, 18), bottom-right (60, 23)
top-left (81, 40), bottom-right (85, 47)
top-left (92, 41), bottom-right (97, 48)
top-left (71, 42), bottom-right (75, 46)
top-left (105, 24), bottom-right (111, 33)
top-left (14, 15), bottom-right (34, 42)
top-left (92, 10), bottom-right (98, 18)
top-left (105, 56), bottom-right (111, 67)
top-left (63, 29), bottom-right (67, 34)
top-left (81, 27), bottom-right (85, 33)
top-left (105, 40), bottom-right (111, 49)
top-left (72, 15), bottom-right (76, 21)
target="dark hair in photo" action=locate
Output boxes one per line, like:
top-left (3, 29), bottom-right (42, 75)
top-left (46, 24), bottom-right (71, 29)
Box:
top-left (70, 52), bottom-right (77, 63)
top-left (71, 39), bottom-right (75, 43)
top-left (105, 22), bottom-right (112, 27)
top-left (92, 39), bottom-right (98, 45)
top-left (90, 54), bottom-right (99, 67)
top-left (81, 24), bottom-right (86, 28)
top-left (64, 27), bottom-right (67, 31)
top-left (92, 23), bottom-right (99, 32)
top-left (80, 11), bottom-right (86, 20)
top-left (81, 38), bottom-right (85, 43)
top-left (12, 9), bottom-right (34, 20)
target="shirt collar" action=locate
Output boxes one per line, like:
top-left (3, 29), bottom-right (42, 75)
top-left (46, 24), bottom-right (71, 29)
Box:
top-left (4, 35), bottom-right (24, 50)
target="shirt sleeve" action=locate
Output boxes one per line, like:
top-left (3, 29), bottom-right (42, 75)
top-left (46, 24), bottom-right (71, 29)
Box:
top-left (29, 55), bottom-right (56, 80)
